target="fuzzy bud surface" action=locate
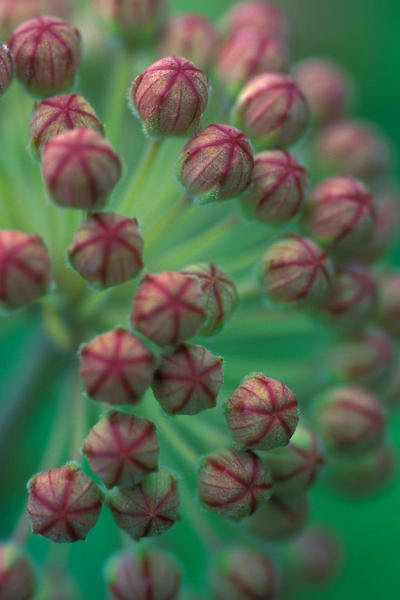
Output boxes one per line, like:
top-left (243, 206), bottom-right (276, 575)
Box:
top-left (0, 44), bottom-right (14, 97)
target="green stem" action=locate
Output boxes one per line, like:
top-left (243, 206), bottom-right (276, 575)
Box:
top-left (70, 380), bottom-right (87, 462)
top-left (145, 194), bottom-right (191, 247)
top-left (104, 50), bottom-right (135, 145)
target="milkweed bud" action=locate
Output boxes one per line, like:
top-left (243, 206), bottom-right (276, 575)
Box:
top-left (106, 549), bottom-right (181, 600)
top-left (93, 0), bottom-right (166, 47)
top-left (158, 14), bottom-right (219, 71)
top-left (181, 263), bottom-right (238, 335)
top-left (232, 73), bottom-right (309, 150)
top-left (305, 177), bottom-right (375, 254)
top-left (30, 94), bottom-right (104, 155)
top-left (293, 59), bottom-right (352, 125)
top-left (321, 264), bottom-right (378, 328)
top-left (0, 44), bottom-right (14, 97)
top-left (265, 424), bottom-right (325, 498)
top-left (0, 0), bottom-right (71, 37)
top-left (152, 344), bottom-right (223, 415)
top-left (315, 120), bottom-right (391, 183)
top-left (241, 150), bottom-right (308, 224)
top-left (8, 16), bottom-right (81, 98)
top-left (216, 29), bottom-right (289, 96)
top-left (198, 448), bottom-right (272, 521)
top-left (108, 470), bottom-right (180, 540)
top-left (79, 328), bottom-right (155, 405)
top-left (259, 235), bottom-right (333, 307)
top-left (176, 124), bottom-right (254, 203)
top-left (314, 386), bottom-right (385, 454)
top-left (329, 327), bottom-right (396, 388)
top-left (82, 411), bottom-right (159, 488)
top-left (246, 494), bottom-right (309, 540)
top-left (131, 271), bottom-right (206, 347)
top-left (225, 374), bottom-right (299, 450)
top-left (68, 213), bottom-right (144, 288)
top-left (0, 543), bottom-right (36, 600)
top-left (224, 1), bottom-right (292, 42)
top-left (210, 547), bottom-right (278, 600)
top-left (378, 272), bottom-right (400, 337)
top-left (382, 365), bottom-right (400, 413)
top-left (0, 230), bottom-right (51, 310)
top-left (130, 56), bottom-right (210, 139)
top-left (27, 463), bottom-right (103, 543)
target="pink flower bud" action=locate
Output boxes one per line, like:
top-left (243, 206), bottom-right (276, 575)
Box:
top-left (246, 494), bottom-right (309, 540)
top-left (30, 94), bottom-right (105, 154)
top-left (378, 272), bottom-right (400, 337)
top-left (210, 547), bottom-right (278, 600)
top-left (79, 328), bottom-right (155, 405)
top-left (131, 271), bottom-right (206, 347)
top-left (224, 1), bottom-right (292, 42)
top-left (321, 264), bottom-right (378, 328)
top-left (241, 150), bottom-right (308, 224)
top-left (0, 0), bottom-right (71, 36)
top-left (42, 128), bottom-right (122, 210)
top-left (0, 44), bottom-right (14, 97)
top-left (293, 59), bottom-right (352, 125)
top-left (93, 0), bottom-right (166, 46)
top-left (315, 120), bottom-right (392, 182)
top-left (329, 327), bottom-right (396, 388)
top-left (68, 213), bottom-right (144, 288)
top-left (106, 549), bottom-right (181, 600)
top-left (265, 424), bottom-right (325, 497)
top-left (158, 14), bottom-right (219, 71)
top-left (8, 16), bottom-right (81, 97)
top-left (306, 177), bottom-right (375, 254)
top-left (0, 230), bottom-right (51, 309)
top-left (152, 343), bottom-right (223, 415)
top-left (27, 463), bottom-right (104, 543)
top-left (259, 235), bottom-right (333, 307)
top-left (314, 386), bottom-right (386, 454)
top-left (286, 527), bottom-right (341, 587)
top-left (216, 29), bottom-right (289, 96)
top-left (0, 543), bottom-right (36, 600)
top-left (232, 73), bottom-right (309, 149)
top-left (82, 411), bottom-right (159, 488)
top-left (226, 374), bottom-right (299, 450)
top-left (181, 263), bottom-right (238, 335)
top-left (198, 448), bottom-right (273, 521)
top-left (108, 469), bottom-right (180, 540)
top-left (176, 124), bottom-right (254, 203)
top-left (130, 56), bottom-right (210, 139)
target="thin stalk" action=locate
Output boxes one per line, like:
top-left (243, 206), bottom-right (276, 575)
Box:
top-left (145, 194), bottom-right (191, 247)
top-left (70, 380), bottom-right (87, 462)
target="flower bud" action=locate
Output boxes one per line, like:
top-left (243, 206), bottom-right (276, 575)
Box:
top-left (225, 374), bottom-right (299, 450)
top-left (315, 120), bottom-right (391, 182)
top-left (321, 264), bottom-right (378, 328)
top-left (27, 463), bottom-right (103, 543)
top-left (259, 235), bottom-right (333, 307)
top-left (216, 29), bottom-right (289, 96)
top-left (108, 469), bottom-right (180, 540)
top-left (42, 128), bottom-right (121, 210)
top-left (106, 549), bottom-right (181, 600)
top-left (0, 44), bottom-right (14, 97)
top-left (210, 547), bottom-right (278, 600)
top-left (8, 16), bottom-right (81, 97)
top-left (0, 543), bottom-right (36, 600)
top-left (378, 272), bottom-right (400, 337)
top-left (329, 327), bottom-right (396, 388)
top-left (158, 14), bottom-right (219, 71)
top-left (181, 263), bottom-right (238, 335)
top-left (130, 56), bottom-right (210, 139)
top-left (314, 386), bottom-right (385, 454)
top-left (30, 94), bottom-right (104, 155)
top-left (224, 1), bottom-right (292, 42)
top-left (265, 424), bottom-right (325, 497)
top-left (93, 0), bottom-right (166, 46)
top-left (198, 448), bottom-right (272, 521)
top-left (68, 212), bottom-right (144, 288)
top-left (306, 176), bottom-right (375, 255)
top-left (82, 411), bottom-right (159, 488)
top-left (293, 59), bottom-right (352, 125)
top-left (0, 230), bottom-right (51, 309)
top-left (79, 328), bottom-right (155, 405)
top-left (152, 344), bottom-right (223, 415)
top-left (382, 365), bottom-right (400, 413)
top-left (131, 271), bottom-right (206, 347)
top-left (241, 150), bottom-right (308, 224)
top-left (232, 73), bottom-right (309, 149)
top-left (176, 124), bottom-right (254, 203)
top-left (246, 494), bottom-right (309, 540)
top-left (0, 0), bottom-right (71, 37)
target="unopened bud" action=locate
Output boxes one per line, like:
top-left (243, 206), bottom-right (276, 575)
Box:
top-left (0, 543), bottom-right (36, 600)
top-left (0, 0), bottom-right (71, 37)
top-left (0, 44), bottom-right (14, 97)
top-left (246, 494), bottom-right (309, 540)
top-left (224, 1), bottom-right (292, 42)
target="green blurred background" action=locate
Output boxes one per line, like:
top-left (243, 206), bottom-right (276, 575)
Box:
top-left (1, 0), bottom-right (400, 598)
